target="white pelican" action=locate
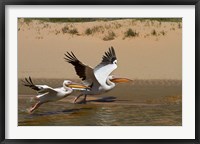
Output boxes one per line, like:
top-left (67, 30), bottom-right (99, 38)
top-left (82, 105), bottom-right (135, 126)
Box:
top-left (64, 46), bottom-right (132, 103)
top-left (22, 77), bottom-right (89, 113)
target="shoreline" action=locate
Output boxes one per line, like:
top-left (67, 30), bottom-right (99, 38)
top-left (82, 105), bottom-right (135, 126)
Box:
top-left (19, 94), bottom-right (182, 105)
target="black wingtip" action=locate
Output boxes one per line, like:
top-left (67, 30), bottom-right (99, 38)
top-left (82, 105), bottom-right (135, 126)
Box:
top-left (110, 46), bottom-right (116, 57)
top-left (22, 76), bottom-right (41, 91)
top-left (101, 46), bottom-right (117, 63)
top-left (64, 51), bottom-right (80, 65)
top-left (29, 76), bottom-right (33, 85)
top-left (23, 76), bottom-right (32, 85)
top-left (21, 79), bottom-right (27, 86)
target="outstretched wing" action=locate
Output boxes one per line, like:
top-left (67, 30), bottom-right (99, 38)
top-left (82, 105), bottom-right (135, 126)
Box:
top-left (21, 76), bottom-right (56, 94)
top-left (64, 52), bottom-right (100, 87)
top-left (94, 47), bottom-right (117, 86)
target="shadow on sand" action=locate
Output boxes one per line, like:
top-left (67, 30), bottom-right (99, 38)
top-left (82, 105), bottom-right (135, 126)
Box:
top-left (75, 96), bottom-right (131, 104)
top-left (87, 96), bottom-right (117, 102)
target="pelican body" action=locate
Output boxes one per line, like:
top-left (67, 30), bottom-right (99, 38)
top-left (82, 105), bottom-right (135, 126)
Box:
top-left (64, 47), bottom-right (131, 103)
top-left (22, 77), bottom-right (89, 113)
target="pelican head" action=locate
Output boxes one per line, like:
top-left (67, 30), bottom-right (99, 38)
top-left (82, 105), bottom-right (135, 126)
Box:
top-left (109, 75), bottom-right (132, 83)
top-left (63, 80), bottom-right (89, 89)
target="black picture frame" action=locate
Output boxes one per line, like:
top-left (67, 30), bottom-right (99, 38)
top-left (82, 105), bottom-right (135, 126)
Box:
top-left (0, 0), bottom-right (199, 143)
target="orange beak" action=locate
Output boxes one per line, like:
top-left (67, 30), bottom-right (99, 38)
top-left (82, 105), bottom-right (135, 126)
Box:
top-left (67, 83), bottom-right (90, 89)
top-left (110, 78), bottom-right (132, 83)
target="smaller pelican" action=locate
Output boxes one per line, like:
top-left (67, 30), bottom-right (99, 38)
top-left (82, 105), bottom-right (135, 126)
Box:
top-left (22, 77), bottom-right (89, 113)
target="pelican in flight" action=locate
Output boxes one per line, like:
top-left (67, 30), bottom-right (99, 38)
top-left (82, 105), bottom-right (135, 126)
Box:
top-left (22, 77), bottom-right (89, 113)
top-left (64, 46), bottom-right (132, 103)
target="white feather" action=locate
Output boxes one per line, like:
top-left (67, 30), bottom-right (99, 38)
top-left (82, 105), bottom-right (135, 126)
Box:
top-left (35, 85), bottom-right (56, 94)
top-left (94, 63), bottom-right (117, 86)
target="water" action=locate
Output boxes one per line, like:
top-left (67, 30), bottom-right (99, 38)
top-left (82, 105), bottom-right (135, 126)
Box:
top-left (18, 79), bottom-right (182, 126)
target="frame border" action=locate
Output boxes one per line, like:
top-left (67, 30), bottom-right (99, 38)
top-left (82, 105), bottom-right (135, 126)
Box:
top-left (1, 0), bottom-right (199, 143)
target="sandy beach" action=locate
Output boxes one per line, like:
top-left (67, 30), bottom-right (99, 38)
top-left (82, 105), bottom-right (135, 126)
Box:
top-left (18, 18), bottom-right (182, 80)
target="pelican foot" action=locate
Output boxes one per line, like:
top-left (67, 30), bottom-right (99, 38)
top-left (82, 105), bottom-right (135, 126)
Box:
top-left (73, 99), bottom-right (78, 104)
top-left (74, 99), bottom-right (87, 104)
top-left (27, 108), bottom-right (33, 114)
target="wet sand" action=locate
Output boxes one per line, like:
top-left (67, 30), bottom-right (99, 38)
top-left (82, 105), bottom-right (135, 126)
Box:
top-left (18, 79), bottom-right (182, 126)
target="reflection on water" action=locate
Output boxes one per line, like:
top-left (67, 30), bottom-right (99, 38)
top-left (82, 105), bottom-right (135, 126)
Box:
top-left (18, 79), bottom-right (182, 126)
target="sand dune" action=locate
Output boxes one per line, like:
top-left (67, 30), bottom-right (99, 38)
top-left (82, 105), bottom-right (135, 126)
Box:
top-left (18, 19), bottom-right (182, 79)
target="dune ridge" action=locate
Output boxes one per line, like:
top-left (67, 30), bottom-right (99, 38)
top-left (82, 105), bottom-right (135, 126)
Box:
top-left (18, 18), bottom-right (182, 79)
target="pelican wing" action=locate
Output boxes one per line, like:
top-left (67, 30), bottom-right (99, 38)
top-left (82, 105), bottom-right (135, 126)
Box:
top-left (94, 47), bottom-right (117, 85)
top-left (21, 77), bottom-right (56, 94)
top-left (64, 52), bottom-right (100, 87)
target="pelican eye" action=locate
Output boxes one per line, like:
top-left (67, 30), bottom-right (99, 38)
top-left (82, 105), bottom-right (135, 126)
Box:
top-left (65, 81), bottom-right (71, 86)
